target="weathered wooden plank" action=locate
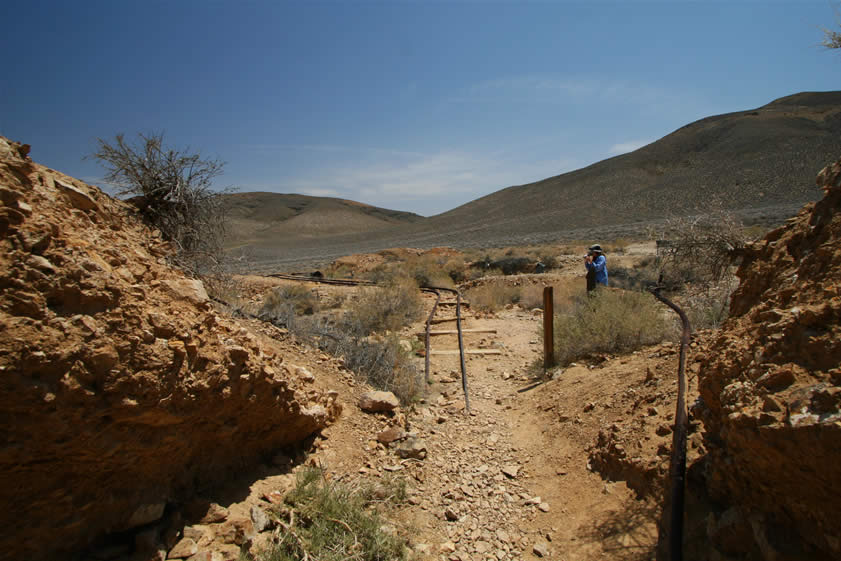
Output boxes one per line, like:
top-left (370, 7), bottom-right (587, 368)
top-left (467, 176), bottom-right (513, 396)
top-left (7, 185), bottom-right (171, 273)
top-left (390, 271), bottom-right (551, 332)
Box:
top-left (417, 329), bottom-right (498, 336)
top-left (429, 349), bottom-right (503, 355)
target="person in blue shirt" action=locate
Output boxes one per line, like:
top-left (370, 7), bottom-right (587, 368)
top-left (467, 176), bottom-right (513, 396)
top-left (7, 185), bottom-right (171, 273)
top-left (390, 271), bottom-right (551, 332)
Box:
top-left (584, 244), bottom-right (608, 292)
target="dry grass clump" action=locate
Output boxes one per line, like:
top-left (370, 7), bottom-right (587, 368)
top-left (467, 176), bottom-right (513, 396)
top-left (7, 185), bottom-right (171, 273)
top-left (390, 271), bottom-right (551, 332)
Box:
top-left (256, 467), bottom-right (408, 561)
top-left (552, 289), bottom-right (673, 365)
top-left (258, 284), bottom-right (319, 328)
top-left (346, 277), bottom-right (422, 333)
top-left (292, 277), bottom-right (423, 403)
top-left (518, 278), bottom-right (582, 310)
top-left (464, 282), bottom-right (521, 312)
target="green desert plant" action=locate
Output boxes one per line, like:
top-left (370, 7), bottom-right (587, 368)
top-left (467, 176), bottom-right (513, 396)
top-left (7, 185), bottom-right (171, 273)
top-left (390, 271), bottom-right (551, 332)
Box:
top-left (256, 468), bottom-right (408, 561)
top-left (552, 288), bottom-right (673, 365)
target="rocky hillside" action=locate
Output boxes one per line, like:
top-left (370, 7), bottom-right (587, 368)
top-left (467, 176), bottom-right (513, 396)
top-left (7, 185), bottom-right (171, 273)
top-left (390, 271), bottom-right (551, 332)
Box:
top-left (693, 155), bottom-right (841, 560)
top-left (0, 138), bottom-right (340, 560)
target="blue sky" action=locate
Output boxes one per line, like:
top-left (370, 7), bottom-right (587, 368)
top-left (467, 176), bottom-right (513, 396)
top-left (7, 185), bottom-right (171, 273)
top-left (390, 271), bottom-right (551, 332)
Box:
top-left (1, 1), bottom-right (839, 216)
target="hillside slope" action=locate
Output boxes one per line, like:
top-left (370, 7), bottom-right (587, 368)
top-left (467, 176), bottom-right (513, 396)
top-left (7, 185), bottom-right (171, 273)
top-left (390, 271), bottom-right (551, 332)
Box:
top-left (423, 91), bottom-right (841, 235)
top-left (231, 91), bottom-right (841, 271)
top-left (223, 192), bottom-right (423, 248)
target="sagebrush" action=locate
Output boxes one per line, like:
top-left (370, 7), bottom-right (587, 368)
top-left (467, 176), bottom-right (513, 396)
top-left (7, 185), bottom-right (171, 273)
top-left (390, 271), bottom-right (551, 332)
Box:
top-left (552, 288), bottom-right (674, 365)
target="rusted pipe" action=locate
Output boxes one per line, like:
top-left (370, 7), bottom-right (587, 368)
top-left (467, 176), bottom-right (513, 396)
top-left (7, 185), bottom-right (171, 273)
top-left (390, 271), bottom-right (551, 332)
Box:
top-left (650, 284), bottom-right (691, 561)
top-left (420, 288), bottom-right (441, 385)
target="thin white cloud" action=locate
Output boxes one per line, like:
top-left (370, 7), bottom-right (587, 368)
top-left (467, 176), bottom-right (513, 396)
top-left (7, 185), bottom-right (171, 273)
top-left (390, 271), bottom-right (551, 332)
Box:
top-left (608, 139), bottom-right (652, 155)
top-left (280, 149), bottom-right (578, 215)
top-left (301, 187), bottom-right (342, 198)
top-left (249, 143), bottom-right (425, 159)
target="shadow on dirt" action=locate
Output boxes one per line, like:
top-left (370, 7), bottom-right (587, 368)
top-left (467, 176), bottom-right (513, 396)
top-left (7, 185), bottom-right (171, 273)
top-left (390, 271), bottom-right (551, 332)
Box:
top-left (579, 496), bottom-right (660, 561)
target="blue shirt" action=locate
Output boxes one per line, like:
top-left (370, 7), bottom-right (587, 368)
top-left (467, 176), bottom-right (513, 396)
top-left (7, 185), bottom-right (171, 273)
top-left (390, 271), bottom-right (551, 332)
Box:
top-left (585, 255), bottom-right (608, 286)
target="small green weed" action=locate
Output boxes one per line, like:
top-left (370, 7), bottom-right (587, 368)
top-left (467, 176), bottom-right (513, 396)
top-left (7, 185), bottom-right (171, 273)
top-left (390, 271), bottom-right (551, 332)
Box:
top-left (256, 468), bottom-right (408, 561)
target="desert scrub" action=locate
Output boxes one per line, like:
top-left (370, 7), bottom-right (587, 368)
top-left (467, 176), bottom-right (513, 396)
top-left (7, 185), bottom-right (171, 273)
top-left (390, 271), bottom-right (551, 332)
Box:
top-left (517, 278), bottom-right (582, 310)
top-left (681, 275), bottom-right (738, 331)
top-left (256, 467), bottom-right (409, 561)
top-left (258, 284), bottom-right (319, 328)
top-left (465, 281), bottom-right (521, 312)
top-left (296, 278), bottom-right (423, 403)
top-left (552, 288), bottom-right (673, 365)
top-left (345, 277), bottom-right (422, 334)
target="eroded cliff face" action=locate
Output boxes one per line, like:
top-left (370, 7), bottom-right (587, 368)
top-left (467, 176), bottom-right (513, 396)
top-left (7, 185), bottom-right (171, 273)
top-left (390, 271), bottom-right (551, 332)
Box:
top-left (696, 157), bottom-right (841, 560)
top-left (0, 138), bottom-right (340, 560)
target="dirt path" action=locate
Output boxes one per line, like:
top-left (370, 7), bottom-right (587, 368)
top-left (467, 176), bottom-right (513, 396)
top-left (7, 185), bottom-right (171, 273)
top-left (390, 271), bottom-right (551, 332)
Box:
top-left (203, 270), bottom-right (701, 561)
top-left (391, 295), bottom-right (664, 561)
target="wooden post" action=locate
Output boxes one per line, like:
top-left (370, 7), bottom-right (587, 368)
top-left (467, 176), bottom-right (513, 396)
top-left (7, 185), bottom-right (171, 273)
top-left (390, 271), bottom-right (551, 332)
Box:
top-left (543, 286), bottom-right (554, 368)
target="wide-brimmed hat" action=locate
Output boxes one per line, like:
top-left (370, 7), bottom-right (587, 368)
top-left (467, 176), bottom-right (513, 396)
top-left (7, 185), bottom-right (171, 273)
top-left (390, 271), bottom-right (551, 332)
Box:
top-left (588, 244), bottom-right (603, 253)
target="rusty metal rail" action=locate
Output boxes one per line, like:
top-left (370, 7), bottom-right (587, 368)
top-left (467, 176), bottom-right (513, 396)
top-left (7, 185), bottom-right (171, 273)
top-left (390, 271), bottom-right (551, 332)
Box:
top-left (422, 285), bottom-right (471, 414)
top-left (650, 282), bottom-right (691, 561)
top-left (265, 273), bottom-right (376, 286)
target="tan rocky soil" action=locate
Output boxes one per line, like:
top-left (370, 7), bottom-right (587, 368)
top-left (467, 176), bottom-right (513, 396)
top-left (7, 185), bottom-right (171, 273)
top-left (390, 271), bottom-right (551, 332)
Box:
top-left (194, 269), bottom-right (698, 561)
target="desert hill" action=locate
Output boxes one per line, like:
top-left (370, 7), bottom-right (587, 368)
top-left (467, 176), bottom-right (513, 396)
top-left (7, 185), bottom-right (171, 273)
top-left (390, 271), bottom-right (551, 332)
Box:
top-left (222, 191), bottom-right (423, 249)
top-left (228, 91), bottom-right (841, 271)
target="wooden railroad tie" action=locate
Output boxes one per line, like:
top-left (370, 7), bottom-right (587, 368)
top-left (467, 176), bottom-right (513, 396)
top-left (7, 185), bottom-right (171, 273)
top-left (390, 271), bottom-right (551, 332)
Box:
top-left (429, 349), bottom-right (503, 356)
top-left (417, 328), bottom-right (497, 337)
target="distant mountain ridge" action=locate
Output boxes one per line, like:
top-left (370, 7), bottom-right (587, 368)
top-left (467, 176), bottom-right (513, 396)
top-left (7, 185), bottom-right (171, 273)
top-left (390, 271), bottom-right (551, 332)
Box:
top-left (226, 91), bottom-right (841, 270)
top-left (223, 192), bottom-right (423, 248)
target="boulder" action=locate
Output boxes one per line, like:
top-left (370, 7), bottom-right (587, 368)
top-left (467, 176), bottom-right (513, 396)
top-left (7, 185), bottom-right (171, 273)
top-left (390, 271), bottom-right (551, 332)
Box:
top-left (359, 391), bottom-right (399, 412)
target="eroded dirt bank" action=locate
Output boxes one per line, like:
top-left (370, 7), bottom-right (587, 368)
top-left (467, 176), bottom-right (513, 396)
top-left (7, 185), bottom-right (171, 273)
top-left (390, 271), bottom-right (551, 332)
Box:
top-left (0, 138), bottom-right (339, 560)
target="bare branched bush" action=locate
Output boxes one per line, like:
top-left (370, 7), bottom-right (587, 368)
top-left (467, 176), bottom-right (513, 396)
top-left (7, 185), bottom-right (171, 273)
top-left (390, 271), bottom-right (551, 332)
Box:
top-left (655, 203), bottom-right (748, 287)
top-left (91, 132), bottom-right (232, 274)
top-left (682, 283), bottom-right (735, 331)
top-left (822, 20), bottom-right (841, 49)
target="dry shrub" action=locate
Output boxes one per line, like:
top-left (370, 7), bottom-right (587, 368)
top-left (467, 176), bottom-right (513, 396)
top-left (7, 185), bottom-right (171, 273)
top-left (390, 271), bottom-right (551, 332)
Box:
top-left (346, 276), bottom-right (422, 334)
top-left (518, 278), bottom-right (582, 310)
top-left (553, 288), bottom-right (673, 365)
top-left (681, 275), bottom-right (739, 331)
top-left (258, 284), bottom-right (318, 328)
top-left (656, 203), bottom-right (748, 286)
top-left (465, 282), bottom-right (521, 312)
top-left (90, 132), bottom-right (232, 277)
top-left (367, 254), bottom-right (462, 288)
top-left (288, 277), bottom-right (423, 404)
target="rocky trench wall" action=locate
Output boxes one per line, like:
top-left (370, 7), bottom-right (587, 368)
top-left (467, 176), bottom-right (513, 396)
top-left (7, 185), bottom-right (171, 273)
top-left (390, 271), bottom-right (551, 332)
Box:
top-left (693, 156), bottom-right (841, 561)
top-left (0, 138), bottom-right (339, 560)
